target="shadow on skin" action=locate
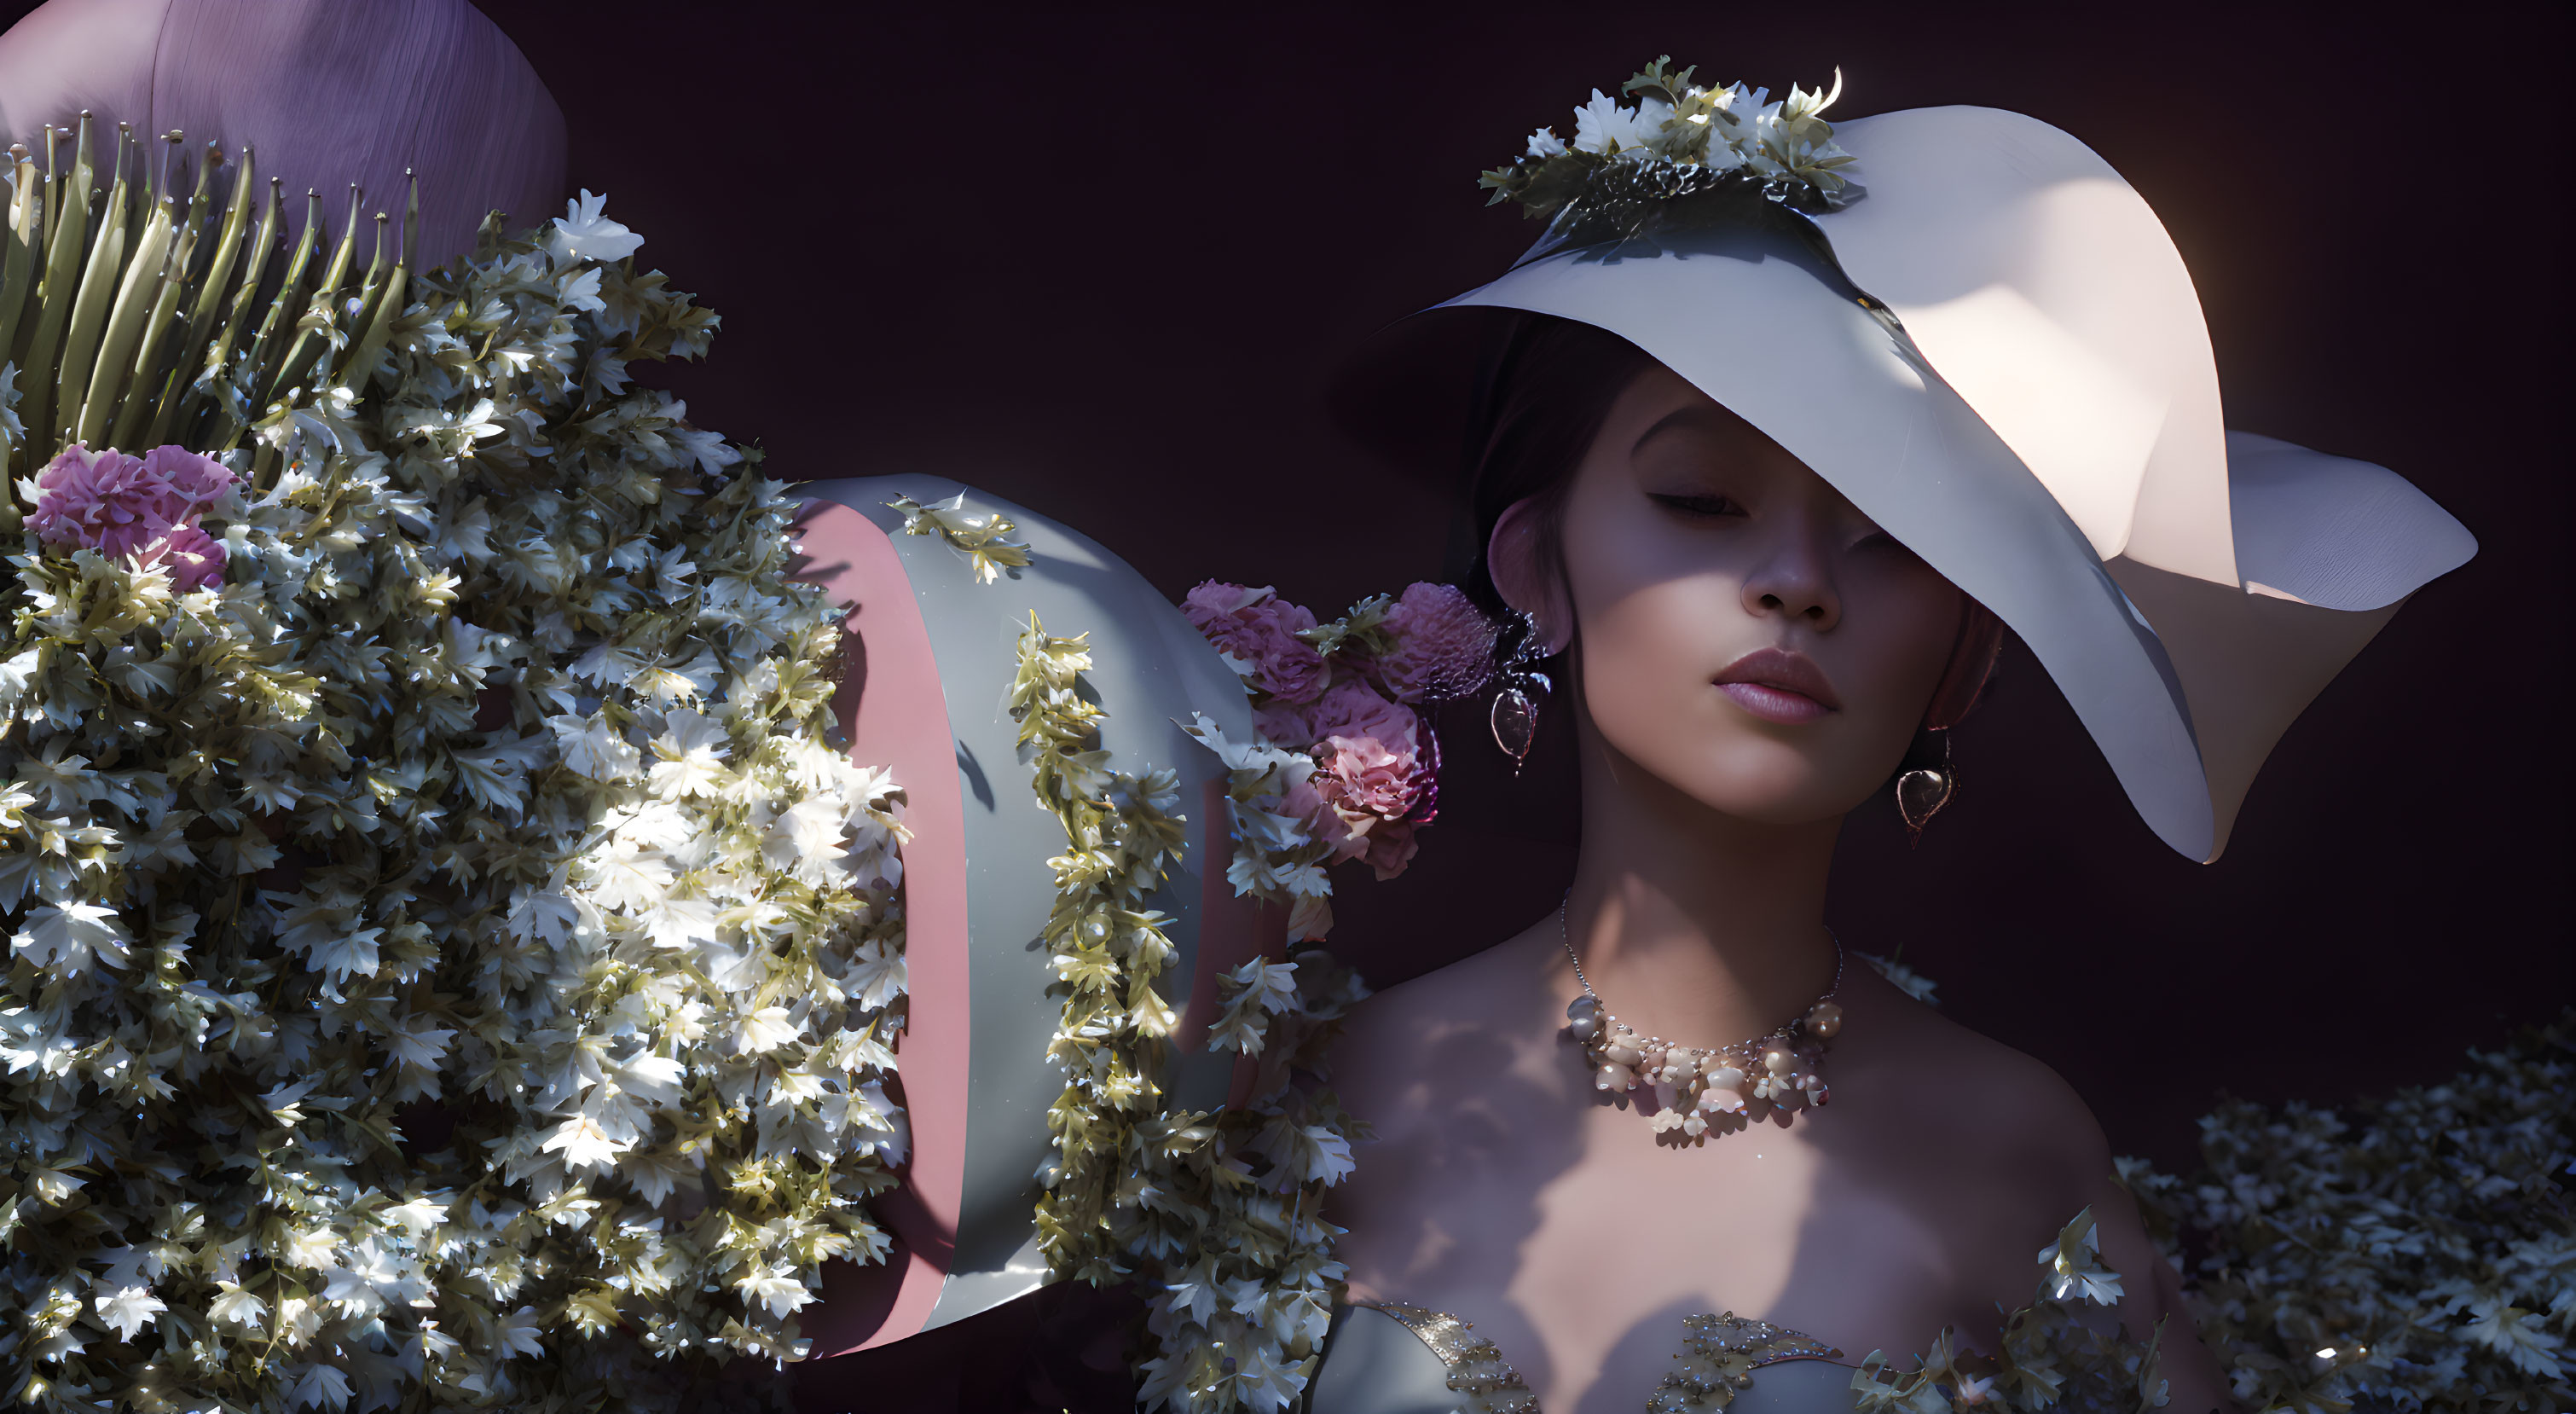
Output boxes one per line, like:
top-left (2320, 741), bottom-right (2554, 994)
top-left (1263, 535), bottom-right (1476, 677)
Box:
top-left (1569, 1292), bottom-right (1705, 1414)
top-left (1329, 950), bottom-right (1589, 1399)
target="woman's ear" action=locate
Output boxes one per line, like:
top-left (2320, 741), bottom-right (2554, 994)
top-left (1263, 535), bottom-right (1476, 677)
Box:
top-left (1488, 497), bottom-right (1573, 654)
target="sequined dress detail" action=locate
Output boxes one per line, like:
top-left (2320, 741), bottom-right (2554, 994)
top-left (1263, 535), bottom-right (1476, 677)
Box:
top-left (1343, 1301), bottom-right (1843, 1413)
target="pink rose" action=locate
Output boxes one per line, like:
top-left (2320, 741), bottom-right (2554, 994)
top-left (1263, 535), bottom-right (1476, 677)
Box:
top-left (1182, 580), bottom-right (1328, 704)
top-left (138, 523), bottom-right (228, 592)
top-left (1371, 581), bottom-right (1496, 704)
top-left (26, 443), bottom-right (236, 582)
top-left (1303, 679), bottom-right (1419, 752)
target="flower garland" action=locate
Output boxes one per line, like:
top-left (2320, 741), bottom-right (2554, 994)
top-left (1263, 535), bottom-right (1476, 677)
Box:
top-left (1031, 577), bottom-right (1482, 1413)
top-left (1015, 578), bottom-right (1424, 1412)
top-left (1478, 56), bottom-right (1860, 248)
top-left (0, 123), bottom-right (908, 1414)
top-left (888, 490), bottom-right (1030, 584)
top-left (1011, 612), bottom-right (1191, 1284)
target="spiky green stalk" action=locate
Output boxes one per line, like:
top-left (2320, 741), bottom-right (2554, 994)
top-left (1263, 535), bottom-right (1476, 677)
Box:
top-left (0, 129), bottom-right (417, 475)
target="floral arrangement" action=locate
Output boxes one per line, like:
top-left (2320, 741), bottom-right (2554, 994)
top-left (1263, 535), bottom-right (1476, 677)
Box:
top-left (2125, 1011), bottom-right (2574, 1414)
top-left (0, 113), bottom-right (907, 1414)
top-left (1010, 611), bottom-right (1370, 1414)
top-left (1181, 579), bottom-right (1494, 924)
top-left (1479, 56), bottom-right (1860, 248)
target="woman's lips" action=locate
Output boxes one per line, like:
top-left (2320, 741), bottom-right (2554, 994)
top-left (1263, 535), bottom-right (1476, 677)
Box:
top-left (1716, 681), bottom-right (1833, 723)
top-left (1715, 648), bottom-right (1840, 724)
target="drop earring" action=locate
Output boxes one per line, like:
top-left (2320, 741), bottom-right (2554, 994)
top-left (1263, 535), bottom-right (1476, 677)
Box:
top-left (1489, 609), bottom-right (1554, 773)
top-left (1895, 729), bottom-right (1955, 841)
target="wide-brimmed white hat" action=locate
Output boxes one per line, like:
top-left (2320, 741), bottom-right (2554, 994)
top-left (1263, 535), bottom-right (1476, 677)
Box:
top-left (1350, 101), bottom-right (2472, 861)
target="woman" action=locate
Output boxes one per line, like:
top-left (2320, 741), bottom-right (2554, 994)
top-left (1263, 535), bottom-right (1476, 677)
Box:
top-left (1301, 71), bottom-right (2473, 1412)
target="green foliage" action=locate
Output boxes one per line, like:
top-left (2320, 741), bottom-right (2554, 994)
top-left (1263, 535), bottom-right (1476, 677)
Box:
top-left (2126, 1013), bottom-right (2575, 1413)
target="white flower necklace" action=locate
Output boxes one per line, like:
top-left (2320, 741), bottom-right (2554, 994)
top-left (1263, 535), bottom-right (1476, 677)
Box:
top-left (1559, 898), bottom-right (1845, 1143)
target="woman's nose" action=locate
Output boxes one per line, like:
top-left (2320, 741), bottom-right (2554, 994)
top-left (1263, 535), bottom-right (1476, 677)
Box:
top-left (1740, 518), bottom-right (1841, 630)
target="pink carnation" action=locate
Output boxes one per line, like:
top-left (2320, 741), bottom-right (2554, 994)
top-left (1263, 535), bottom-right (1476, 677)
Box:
top-left (1258, 678), bottom-right (1423, 755)
top-left (138, 524), bottom-right (229, 592)
top-left (1289, 736), bottom-right (1431, 882)
top-left (1371, 581), bottom-right (1497, 704)
top-left (1308, 679), bottom-right (1421, 752)
top-left (1182, 580), bottom-right (1328, 704)
top-left (26, 443), bottom-right (235, 587)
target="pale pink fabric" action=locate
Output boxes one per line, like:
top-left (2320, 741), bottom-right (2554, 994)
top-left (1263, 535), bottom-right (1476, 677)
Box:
top-left (0, 0), bottom-right (565, 268)
top-left (789, 499), bottom-right (971, 1358)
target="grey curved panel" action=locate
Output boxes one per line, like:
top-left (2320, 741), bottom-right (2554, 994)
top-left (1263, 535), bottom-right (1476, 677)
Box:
top-left (1305, 1306), bottom-right (1475, 1414)
top-left (801, 474), bottom-right (1252, 1331)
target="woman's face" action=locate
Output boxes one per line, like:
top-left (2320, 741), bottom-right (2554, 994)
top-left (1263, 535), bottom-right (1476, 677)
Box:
top-left (1498, 361), bottom-right (1965, 825)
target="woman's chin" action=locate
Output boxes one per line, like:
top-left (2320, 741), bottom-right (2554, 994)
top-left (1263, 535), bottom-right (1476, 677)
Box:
top-left (1650, 758), bottom-right (1884, 827)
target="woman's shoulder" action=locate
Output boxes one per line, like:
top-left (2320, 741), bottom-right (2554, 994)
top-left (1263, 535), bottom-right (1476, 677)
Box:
top-left (1326, 924), bottom-right (1574, 1142)
top-left (1838, 966), bottom-right (2113, 1172)
top-left (1826, 965), bottom-right (2122, 1262)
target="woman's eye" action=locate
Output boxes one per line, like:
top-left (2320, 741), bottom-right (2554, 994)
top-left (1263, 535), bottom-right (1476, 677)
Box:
top-left (1648, 492), bottom-right (1745, 519)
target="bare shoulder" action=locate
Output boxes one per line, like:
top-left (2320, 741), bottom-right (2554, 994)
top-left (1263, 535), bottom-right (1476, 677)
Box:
top-left (1318, 927), bottom-right (1555, 1133)
top-left (1835, 964), bottom-right (2113, 1195)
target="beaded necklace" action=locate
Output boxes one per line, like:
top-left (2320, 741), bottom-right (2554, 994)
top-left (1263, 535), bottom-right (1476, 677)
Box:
top-left (1559, 898), bottom-right (1846, 1143)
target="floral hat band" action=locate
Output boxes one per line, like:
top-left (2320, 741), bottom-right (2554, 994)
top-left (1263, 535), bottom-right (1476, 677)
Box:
top-left (1479, 56), bottom-right (1861, 259)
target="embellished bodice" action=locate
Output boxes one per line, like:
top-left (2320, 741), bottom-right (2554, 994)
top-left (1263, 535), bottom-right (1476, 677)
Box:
top-left (1304, 1301), bottom-right (1856, 1414)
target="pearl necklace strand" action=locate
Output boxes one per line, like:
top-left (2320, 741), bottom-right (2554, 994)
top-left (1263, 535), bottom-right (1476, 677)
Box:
top-left (1559, 897), bottom-right (1846, 1143)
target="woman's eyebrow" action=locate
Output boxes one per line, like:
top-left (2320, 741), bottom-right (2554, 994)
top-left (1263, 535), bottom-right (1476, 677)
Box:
top-left (1631, 403), bottom-right (1742, 457)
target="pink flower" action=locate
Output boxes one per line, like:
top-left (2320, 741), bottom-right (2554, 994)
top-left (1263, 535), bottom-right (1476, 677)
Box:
top-left (141, 443), bottom-right (236, 505)
top-left (1371, 582), bottom-right (1497, 704)
top-left (1294, 728), bottom-right (1439, 880)
top-left (1316, 733), bottom-right (1427, 818)
top-left (26, 443), bottom-right (235, 586)
top-left (1257, 679), bottom-right (1422, 754)
top-left (1305, 679), bottom-right (1421, 753)
top-left (138, 524), bottom-right (228, 592)
top-left (1182, 580), bottom-right (1328, 704)
top-left (1253, 702), bottom-right (1313, 748)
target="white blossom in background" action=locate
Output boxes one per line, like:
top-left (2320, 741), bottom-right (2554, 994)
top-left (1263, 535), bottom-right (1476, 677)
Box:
top-left (0, 194), bottom-right (909, 1412)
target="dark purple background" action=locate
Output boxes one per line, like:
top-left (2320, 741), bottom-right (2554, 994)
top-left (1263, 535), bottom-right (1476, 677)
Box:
top-left (159, 1), bottom-right (2576, 1405)
top-left (480, 0), bottom-right (2570, 1147)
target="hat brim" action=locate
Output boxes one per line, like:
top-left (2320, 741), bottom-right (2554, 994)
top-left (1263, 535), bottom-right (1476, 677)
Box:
top-left (1398, 222), bottom-right (2223, 860)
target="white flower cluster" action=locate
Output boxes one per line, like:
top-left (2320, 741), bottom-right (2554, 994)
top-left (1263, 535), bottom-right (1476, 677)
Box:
top-left (1182, 713), bottom-right (1336, 951)
top-left (0, 194), bottom-right (908, 1412)
top-left (1480, 57), bottom-right (1861, 224)
top-left (1524, 72), bottom-right (1851, 188)
top-left (2124, 1014), bottom-right (2574, 1413)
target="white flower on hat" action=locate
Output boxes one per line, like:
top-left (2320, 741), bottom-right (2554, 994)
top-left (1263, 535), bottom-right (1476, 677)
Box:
top-left (1572, 89), bottom-right (1660, 156)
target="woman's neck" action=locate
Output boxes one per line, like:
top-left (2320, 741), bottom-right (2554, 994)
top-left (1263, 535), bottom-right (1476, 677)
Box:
top-left (1557, 716), bottom-right (1844, 1047)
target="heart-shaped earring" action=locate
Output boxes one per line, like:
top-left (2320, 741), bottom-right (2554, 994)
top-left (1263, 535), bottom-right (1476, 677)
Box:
top-left (1489, 609), bottom-right (1554, 774)
top-left (1896, 731), bottom-right (1955, 841)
